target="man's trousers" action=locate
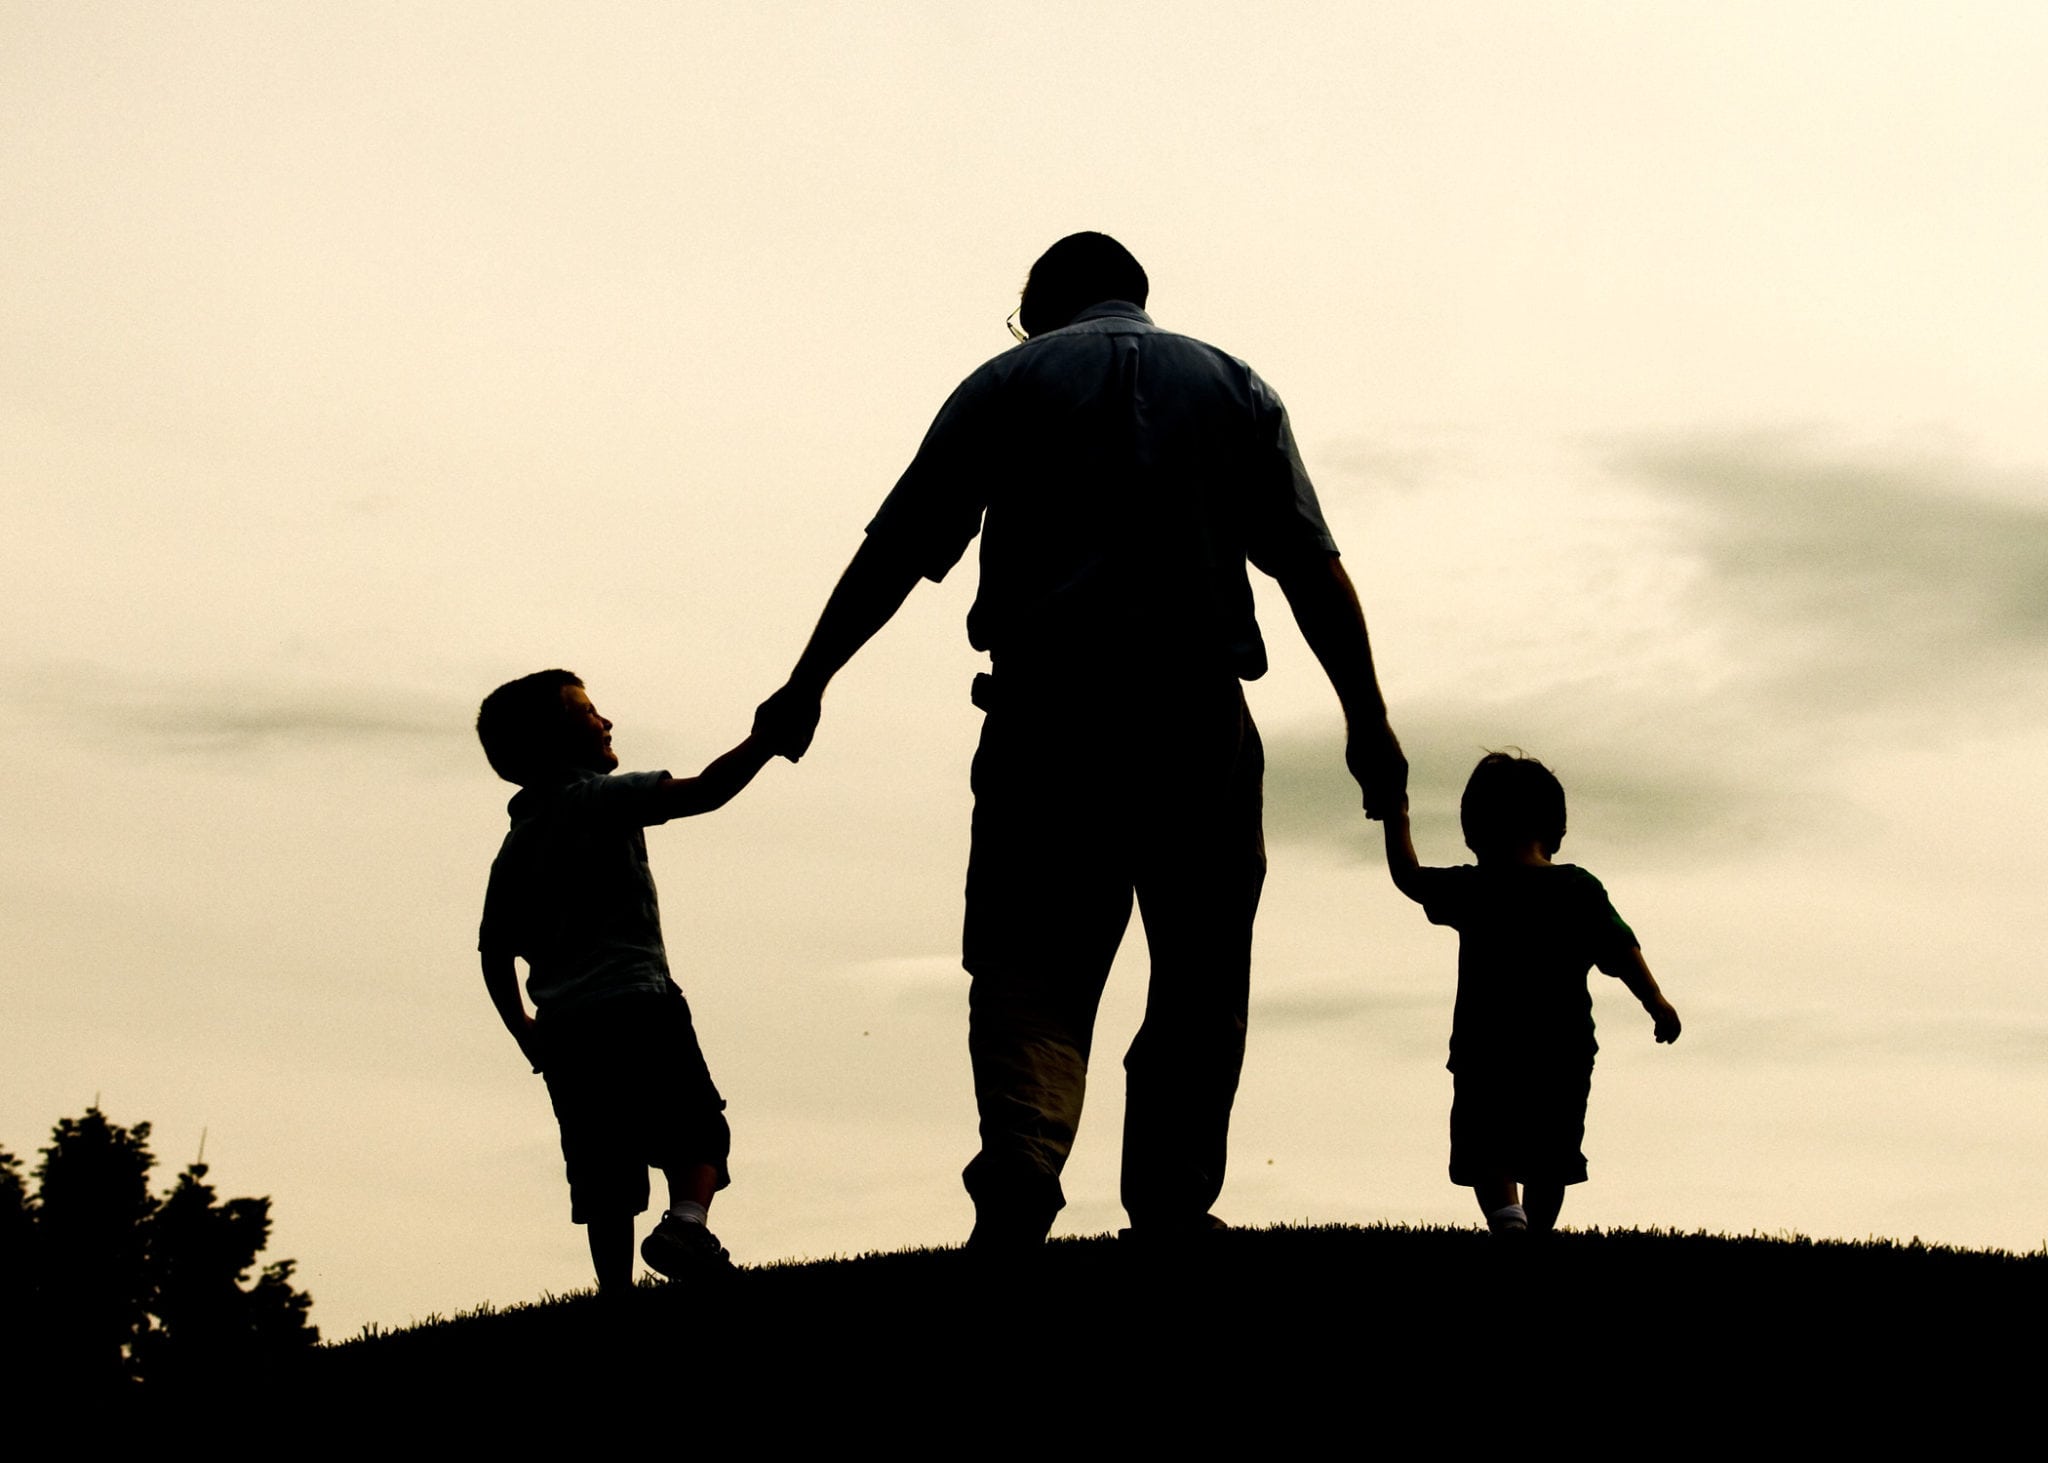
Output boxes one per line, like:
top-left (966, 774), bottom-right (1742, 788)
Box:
top-left (959, 666), bottom-right (1266, 1237)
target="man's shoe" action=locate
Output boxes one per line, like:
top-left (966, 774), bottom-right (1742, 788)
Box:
top-left (1117, 1213), bottom-right (1229, 1245)
top-left (964, 1218), bottom-right (1053, 1269)
top-left (640, 1213), bottom-right (735, 1280)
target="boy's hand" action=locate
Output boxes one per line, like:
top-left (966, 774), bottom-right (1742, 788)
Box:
top-left (1649, 998), bottom-right (1681, 1045)
top-left (516, 1016), bottom-right (545, 1073)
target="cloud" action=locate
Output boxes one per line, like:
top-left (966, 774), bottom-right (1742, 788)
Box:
top-left (1611, 428), bottom-right (2048, 711)
top-left (1270, 427), bottom-right (2048, 857)
top-left (1262, 696), bottom-right (1784, 858)
top-left (4, 660), bottom-right (469, 758)
top-left (1247, 987), bottom-right (1440, 1030)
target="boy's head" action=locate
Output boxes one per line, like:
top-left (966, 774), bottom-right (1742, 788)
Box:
top-left (476, 670), bottom-right (617, 786)
top-left (1460, 750), bottom-right (1567, 859)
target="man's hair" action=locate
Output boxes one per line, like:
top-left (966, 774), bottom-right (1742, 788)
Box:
top-left (1018, 232), bottom-right (1149, 338)
top-left (476, 669), bottom-right (583, 786)
top-left (1460, 750), bottom-right (1568, 857)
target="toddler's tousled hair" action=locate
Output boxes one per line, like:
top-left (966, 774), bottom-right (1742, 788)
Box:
top-left (1460, 750), bottom-right (1567, 857)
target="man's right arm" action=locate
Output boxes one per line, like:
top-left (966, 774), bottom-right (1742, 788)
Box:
top-left (1275, 553), bottom-right (1406, 820)
top-left (754, 534), bottom-right (928, 761)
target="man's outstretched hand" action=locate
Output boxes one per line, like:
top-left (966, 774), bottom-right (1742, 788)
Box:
top-left (1347, 716), bottom-right (1407, 821)
top-left (753, 683), bottom-right (823, 763)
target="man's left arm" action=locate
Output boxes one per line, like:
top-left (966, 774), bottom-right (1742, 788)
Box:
top-left (1274, 554), bottom-right (1406, 820)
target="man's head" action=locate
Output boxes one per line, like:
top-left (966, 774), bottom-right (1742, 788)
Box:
top-left (476, 669), bottom-right (617, 786)
top-left (1017, 232), bottom-right (1149, 338)
top-left (1460, 750), bottom-right (1567, 859)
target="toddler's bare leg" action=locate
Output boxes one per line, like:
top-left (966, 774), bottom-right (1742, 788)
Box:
top-left (1524, 1183), bottom-right (1565, 1235)
top-left (1471, 1177), bottom-right (1518, 1218)
top-left (587, 1215), bottom-right (634, 1292)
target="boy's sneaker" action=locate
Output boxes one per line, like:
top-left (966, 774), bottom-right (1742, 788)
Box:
top-left (640, 1212), bottom-right (734, 1281)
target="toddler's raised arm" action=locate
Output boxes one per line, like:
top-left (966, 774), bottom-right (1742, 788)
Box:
top-left (1382, 799), bottom-right (1428, 903)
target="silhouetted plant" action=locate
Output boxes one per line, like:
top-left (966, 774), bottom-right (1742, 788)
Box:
top-left (0, 1146), bottom-right (33, 1319)
top-left (33, 1108), bottom-right (158, 1385)
top-left (8, 1106), bottom-right (317, 1390)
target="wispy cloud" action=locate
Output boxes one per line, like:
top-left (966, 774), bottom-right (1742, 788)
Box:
top-left (1247, 987), bottom-right (1441, 1030)
top-left (1612, 428), bottom-right (2048, 712)
top-left (1273, 427), bottom-right (2047, 856)
top-left (4, 661), bottom-right (469, 757)
top-left (1263, 697), bottom-right (1782, 857)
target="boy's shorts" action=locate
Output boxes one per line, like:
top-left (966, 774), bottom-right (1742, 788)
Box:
top-left (537, 985), bottom-right (732, 1224)
top-left (1448, 1063), bottom-right (1591, 1188)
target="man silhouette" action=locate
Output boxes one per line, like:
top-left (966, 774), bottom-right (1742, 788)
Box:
top-left (755, 233), bottom-right (1403, 1249)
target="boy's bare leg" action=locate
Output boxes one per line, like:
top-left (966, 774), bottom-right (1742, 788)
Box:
top-left (664, 1163), bottom-right (719, 1214)
top-left (642, 1163), bottom-right (732, 1279)
top-left (1524, 1183), bottom-right (1566, 1235)
top-left (587, 1216), bottom-right (634, 1292)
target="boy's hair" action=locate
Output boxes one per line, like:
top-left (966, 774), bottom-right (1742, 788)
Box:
top-left (1018, 231), bottom-right (1149, 337)
top-left (477, 669), bottom-right (584, 786)
top-left (1460, 750), bottom-right (1567, 857)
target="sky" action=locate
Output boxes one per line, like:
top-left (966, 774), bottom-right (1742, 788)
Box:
top-left (5, 1), bottom-right (2046, 1338)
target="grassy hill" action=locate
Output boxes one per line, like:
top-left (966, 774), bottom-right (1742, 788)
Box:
top-left (288, 1223), bottom-right (2041, 1438)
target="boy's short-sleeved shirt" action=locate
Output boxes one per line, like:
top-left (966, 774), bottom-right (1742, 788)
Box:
top-left (1407, 863), bottom-right (1639, 1073)
top-left (478, 767), bottom-right (676, 1016)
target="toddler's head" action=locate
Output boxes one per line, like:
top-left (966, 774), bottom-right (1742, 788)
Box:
top-left (1460, 750), bottom-right (1566, 860)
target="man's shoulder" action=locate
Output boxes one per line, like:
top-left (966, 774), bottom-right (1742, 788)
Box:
top-left (995, 317), bottom-right (1268, 400)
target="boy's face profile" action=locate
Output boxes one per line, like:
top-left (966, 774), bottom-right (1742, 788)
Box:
top-left (559, 684), bottom-right (617, 773)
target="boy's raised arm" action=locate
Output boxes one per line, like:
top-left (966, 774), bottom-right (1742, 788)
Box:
top-left (1600, 946), bottom-right (1682, 1044)
top-left (658, 734), bottom-right (775, 819)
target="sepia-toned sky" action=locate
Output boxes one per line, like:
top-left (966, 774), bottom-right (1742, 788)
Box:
top-left (5, 2), bottom-right (2046, 1337)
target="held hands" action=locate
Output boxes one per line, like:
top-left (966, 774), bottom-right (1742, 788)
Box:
top-left (1346, 716), bottom-right (1408, 822)
top-left (1649, 997), bottom-right (1682, 1045)
top-left (753, 682), bottom-right (823, 763)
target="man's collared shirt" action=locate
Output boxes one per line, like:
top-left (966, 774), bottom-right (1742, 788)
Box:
top-left (866, 301), bottom-right (1338, 680)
